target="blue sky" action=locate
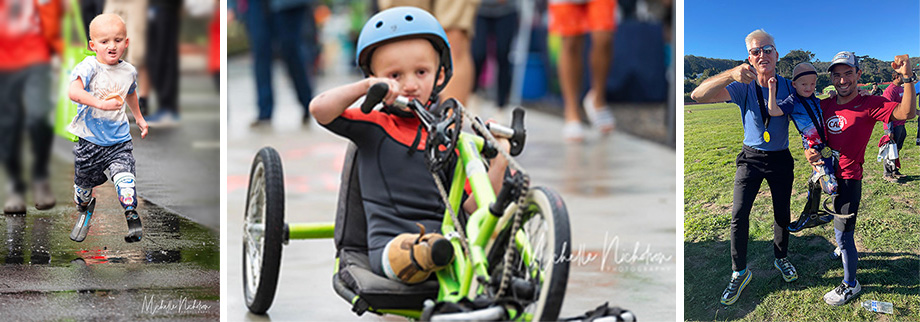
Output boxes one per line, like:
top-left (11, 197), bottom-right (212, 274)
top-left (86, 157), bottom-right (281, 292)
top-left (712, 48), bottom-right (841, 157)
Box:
top-left (685, 0), bottom-right (920, 62)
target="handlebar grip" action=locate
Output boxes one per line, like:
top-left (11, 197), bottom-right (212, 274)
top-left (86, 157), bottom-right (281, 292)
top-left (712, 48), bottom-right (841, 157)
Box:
top-left (361, 82), bottom-right (389, 114)
top-left (509, 107), bottom-right (526, 156)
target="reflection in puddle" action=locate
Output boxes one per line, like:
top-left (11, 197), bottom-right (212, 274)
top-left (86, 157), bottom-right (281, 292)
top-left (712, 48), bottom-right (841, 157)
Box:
top-left (0, 205), bottom-right (217, 269)
top-left (4, 214), bottom-right (51, 265)
top-left (562, 141), bottom-right (611, 196)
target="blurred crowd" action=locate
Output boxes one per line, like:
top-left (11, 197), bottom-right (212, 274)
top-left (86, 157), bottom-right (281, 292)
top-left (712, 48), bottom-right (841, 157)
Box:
top-left (228, 0), bottom-right (674, 141)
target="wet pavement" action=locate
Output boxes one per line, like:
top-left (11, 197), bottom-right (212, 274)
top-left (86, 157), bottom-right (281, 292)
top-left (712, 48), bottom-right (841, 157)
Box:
top-left (0, 69), bottom-right (220, 319)
top-left (226, 55), bottom-right (676, 321)
top-left (0, 157), bottom-right (219, 320)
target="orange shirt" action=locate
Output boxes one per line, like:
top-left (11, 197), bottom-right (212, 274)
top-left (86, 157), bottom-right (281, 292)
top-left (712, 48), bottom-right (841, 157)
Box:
top-left (0, 2), bottom-right (52, 70)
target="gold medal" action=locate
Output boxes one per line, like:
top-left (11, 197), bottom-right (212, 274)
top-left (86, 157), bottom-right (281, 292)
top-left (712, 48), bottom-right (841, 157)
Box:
top-left (763, 131), bottom-right (771, 142)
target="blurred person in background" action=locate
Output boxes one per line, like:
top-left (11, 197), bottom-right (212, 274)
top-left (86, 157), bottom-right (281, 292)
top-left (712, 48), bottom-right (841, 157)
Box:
top-left (144, 0), bottom-right (183, 126)
top-left (472, 0), bottom-right (518, 117)
top-left (0, 1), bottom-right (62, 213)
top-left (208, 1), bottom-right (220, 90)
top-left (378, 0), bottom-right (478, 106)
top-left (104, 0), bottom-right (151, 116)
top-left (229, 0), bottom-right (315, 127)
top-left (879, 71), bottom-right (908, 182)
top-left (80, 0), bottom-right (105, 41)
top-left (550, 0), bottom-right (616, 142)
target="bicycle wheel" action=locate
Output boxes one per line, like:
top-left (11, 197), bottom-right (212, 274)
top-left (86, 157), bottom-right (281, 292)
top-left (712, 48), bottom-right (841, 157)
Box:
top-left (243, 147), bottom-right (286, 314)
top-left (487, 186), bottom-right (571, 321)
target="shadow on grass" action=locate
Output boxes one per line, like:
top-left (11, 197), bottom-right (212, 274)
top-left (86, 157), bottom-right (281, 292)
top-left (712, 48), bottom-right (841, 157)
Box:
top-left (685, 234), bottom-right (919, 321)
top-left (894, 175), bottom-right (919, 184)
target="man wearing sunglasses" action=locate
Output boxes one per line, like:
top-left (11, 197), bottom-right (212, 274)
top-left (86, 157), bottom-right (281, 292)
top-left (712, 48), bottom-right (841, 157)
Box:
top-left (691, 29), bottom-right (797, 305)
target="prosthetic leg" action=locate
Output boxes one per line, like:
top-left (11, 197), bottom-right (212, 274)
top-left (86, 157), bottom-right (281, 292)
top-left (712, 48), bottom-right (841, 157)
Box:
top-left (789, 148), bottom-right (837, 232)
top-left (383, 223), bottom-right (455, 284)
top-left (69, 185), bottom-right (96, 242)
top-left (788, 178), bottom-right (834, 232)
top-left (114, 173), bottom-right (142, 243)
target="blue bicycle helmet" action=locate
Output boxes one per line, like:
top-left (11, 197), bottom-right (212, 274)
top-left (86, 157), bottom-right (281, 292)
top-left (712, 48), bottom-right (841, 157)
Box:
top-left (356, 6), bottom-right (453, 101)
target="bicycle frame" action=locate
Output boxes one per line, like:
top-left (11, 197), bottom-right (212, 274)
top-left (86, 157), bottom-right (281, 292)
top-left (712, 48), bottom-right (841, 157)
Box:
top-left (285, 130), bottom-right (536, 319)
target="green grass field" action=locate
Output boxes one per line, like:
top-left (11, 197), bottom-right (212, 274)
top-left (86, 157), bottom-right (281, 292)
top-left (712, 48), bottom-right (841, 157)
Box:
top-left (684, 102), bottom-right (920, 321)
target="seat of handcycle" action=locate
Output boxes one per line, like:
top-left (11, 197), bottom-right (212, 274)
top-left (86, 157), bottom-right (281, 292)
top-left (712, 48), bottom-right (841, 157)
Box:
top-left (332, 143), bottom-right (439, 315)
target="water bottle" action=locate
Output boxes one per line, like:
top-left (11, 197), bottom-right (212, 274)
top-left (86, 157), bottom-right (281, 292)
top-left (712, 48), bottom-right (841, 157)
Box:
top-left (861, 300), bottom-right (893, 314)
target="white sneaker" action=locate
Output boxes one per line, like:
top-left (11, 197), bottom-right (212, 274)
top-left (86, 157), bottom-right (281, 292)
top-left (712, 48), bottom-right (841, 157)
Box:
top-left (562, 121), bottom-right (585, 142)
top-left (824, 280), bottom-right (861, 306)
top-left (583, 90), bottom-right (615, 134)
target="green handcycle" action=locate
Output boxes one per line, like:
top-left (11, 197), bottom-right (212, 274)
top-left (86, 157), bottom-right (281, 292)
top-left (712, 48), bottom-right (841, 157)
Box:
top-left (243, 83), bottom-right (572, 320)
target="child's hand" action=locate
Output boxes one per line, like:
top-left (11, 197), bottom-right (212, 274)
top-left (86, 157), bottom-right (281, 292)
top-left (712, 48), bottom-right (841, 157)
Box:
top-left (99, 98), bottom-right (123, 111)
top-left (767, 77), bottom-right (776, 93)
top-left (137, 118), bottom-right (148, 139)
top-left (366, 77), bottom-right (401, 106)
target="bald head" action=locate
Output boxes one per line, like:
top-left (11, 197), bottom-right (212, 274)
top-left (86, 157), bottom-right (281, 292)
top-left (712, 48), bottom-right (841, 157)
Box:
top-left (89, 13), bottom-right (126, 41)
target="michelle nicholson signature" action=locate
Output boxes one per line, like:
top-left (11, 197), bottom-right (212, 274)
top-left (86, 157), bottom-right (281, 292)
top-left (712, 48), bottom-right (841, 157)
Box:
top-left (142, 295), bottom-right (213, 315)
top-left (548, 232), bottom-right (673, 271)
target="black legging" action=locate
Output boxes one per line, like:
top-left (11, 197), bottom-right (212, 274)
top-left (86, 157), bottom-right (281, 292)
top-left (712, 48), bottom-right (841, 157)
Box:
top-left (0, 66), bottom-right (54, 193)
top-left (79, 0), bottom-right (106, 42)
top-left (729, 145), bottom-right (794, 272)
top-left (146, 2), bottom-right (181, 113)
top-left (833, 179), bottom-right (861, 284)
top-left (472, 11), bottom-right (518, 108)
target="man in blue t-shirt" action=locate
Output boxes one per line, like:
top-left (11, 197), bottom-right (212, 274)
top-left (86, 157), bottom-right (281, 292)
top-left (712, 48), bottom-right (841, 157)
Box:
top-left (690, 29), bottom-right (798, 306)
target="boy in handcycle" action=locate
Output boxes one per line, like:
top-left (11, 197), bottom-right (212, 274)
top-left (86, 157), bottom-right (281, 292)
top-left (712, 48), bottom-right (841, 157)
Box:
top-left (309, 6), bottom-right (509, 284)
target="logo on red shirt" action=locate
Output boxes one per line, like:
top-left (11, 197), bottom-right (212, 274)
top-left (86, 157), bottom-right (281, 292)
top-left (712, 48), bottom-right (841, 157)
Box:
top-left (826, 115), bottom-right (847, 134)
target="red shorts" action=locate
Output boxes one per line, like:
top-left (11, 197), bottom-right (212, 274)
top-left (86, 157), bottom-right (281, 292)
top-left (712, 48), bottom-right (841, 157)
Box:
top-left (548, 0), bottom-right (616, 36)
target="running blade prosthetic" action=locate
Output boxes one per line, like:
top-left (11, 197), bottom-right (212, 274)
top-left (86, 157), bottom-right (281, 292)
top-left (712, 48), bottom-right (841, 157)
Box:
top-left (70, 198), bottom-right (96, 242)
top-left (124, 209), bottom-right (143, 243)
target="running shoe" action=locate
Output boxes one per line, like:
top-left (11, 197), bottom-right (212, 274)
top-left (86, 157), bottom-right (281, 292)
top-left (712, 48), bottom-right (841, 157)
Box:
top-left (774, 258), bottom-right (798, 282)
top-left (562, 121), bottom-right (585, 142)
top-left (720, 269), bottom-right (752, 305)
top-left (583, 90), bottom-right (615, 134)
top-left (824, 281), bottom-right (861, 306)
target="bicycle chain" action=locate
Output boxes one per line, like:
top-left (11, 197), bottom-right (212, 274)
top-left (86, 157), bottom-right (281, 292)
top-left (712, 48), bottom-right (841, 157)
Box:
top-left (427, 107), bottom-right (532, 300)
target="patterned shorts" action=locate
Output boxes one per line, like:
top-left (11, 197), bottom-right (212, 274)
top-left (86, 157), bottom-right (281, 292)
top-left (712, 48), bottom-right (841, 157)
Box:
top-left (73, 139), bottom-right (136, 189)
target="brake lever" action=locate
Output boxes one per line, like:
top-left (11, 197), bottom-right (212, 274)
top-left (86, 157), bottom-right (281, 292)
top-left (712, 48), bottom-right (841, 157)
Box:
top-left (361, 82), bottom-right (435, 129)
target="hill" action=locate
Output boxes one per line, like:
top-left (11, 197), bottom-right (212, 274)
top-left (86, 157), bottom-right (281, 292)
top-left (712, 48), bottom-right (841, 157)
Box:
top-left (684, 51), bottom-right (920, 101)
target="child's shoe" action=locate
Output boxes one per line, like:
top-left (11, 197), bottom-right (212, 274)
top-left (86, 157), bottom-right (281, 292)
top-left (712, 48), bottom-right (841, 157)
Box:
top-left (385, 223), bottom-right (454, 284)
top-left (124, 209), bottom-right (143, 243)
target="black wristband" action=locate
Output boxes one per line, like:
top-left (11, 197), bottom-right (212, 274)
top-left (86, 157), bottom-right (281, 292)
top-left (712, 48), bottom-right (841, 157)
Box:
top-left (901, 72), bottom-right (917, 84)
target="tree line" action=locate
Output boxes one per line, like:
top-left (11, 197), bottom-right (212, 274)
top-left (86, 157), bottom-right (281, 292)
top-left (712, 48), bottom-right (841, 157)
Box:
top-left (685, 50), bottom-right (920, 102)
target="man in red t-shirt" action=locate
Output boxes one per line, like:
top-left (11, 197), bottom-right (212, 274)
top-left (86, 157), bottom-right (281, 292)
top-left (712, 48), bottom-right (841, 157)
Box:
top-left (0, 1), bottom-right (61, 214)
top-left (807, 51), bottom-right (917, 306)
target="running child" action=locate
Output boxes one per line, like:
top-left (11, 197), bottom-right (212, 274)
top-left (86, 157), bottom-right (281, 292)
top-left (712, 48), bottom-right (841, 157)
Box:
top-left (66, 13), bottom-right (148, 243)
